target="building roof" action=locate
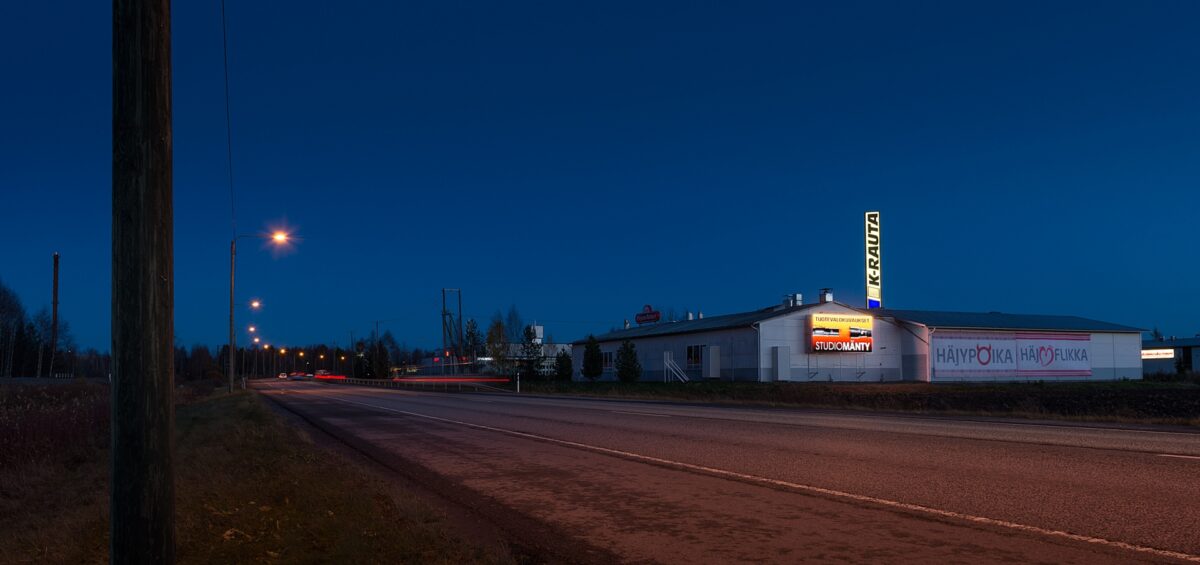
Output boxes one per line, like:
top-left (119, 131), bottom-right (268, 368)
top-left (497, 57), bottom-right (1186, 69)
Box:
top-left (1143, 337), bottom-right (1200, 348)
top-left (573, 304), bottom-right (1144, 345)
top-left (875, 309), bottom-right (1144, 333)
top-left (574, 302), bottom-right (838, 344)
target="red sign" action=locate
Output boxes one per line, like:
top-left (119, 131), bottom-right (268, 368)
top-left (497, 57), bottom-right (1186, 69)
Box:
top-left (634, 304), bottom-right (661, 325)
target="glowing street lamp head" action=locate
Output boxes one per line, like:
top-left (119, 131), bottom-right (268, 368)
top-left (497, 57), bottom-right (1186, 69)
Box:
top-left (248, 326), bottom-right (256, 333)
top-left (280, 349), bottom-right (287, 354)
top-left (272, 231), bottom-right (289, 244)
top-left (262, 344), bottom-right (269, 349)
top-left (298, 351), bottom-right (305, 357)
top-left (250, 300), bottom-right (262, 309)
top-left (253, 337), bottom-right (260, 344)
top-left (319, 354), bottom-right (325, 359)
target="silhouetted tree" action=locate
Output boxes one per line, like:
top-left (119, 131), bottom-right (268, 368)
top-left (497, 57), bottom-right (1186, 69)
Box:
top-left (554, 349), bottom-right (573, 381)
top-left (520, 325), bottom-right (542, 380)
top-left (615, 340), bottom-right (641, 383)
top-left (486, 319), bottom-right (510, 375)
top-left (505, 304), bottom-right (524, 343)
top-left (581, 335), bottom-right (602, 382)
top-left (464, 319), bottom-right (484, 360)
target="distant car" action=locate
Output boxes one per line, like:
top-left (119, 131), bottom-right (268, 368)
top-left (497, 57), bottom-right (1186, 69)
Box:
top-left (288, 372), bottom-right (307, 381)
top-left (277, 373), bottom-right (287, 379)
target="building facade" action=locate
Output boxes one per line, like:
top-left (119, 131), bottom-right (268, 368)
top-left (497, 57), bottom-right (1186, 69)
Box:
top-left (1141, 337), bottom-right (1199, 375)
top-left (572, 296), bottom-right (1143, 383)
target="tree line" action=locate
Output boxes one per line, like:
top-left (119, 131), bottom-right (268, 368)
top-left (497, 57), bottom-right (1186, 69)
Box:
top-left (0, 278), bottom-right (110, 378)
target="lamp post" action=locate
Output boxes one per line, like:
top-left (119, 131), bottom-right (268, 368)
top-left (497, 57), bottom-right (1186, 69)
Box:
top-left (229, 231), bottom-right (288, 392)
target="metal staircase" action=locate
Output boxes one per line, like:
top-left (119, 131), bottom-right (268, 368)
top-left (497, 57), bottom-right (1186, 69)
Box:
top-left (663, 351), bottom-right (690, 383)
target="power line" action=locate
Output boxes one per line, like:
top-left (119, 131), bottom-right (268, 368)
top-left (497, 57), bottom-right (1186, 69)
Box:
top-left (220, 0), bottom-right (236, 238)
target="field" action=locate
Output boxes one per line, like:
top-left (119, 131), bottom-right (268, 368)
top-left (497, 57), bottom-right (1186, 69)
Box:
top-left (0, 381), bottom-right (507, 564)
top-left (516, 380), bottom-right (1200, 425)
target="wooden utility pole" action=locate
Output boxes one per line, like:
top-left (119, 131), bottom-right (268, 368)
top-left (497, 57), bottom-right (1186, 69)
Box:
top-left (112, 0), bottom-right (175, 562)
top-left (49, 252), bottom-right (59, 376)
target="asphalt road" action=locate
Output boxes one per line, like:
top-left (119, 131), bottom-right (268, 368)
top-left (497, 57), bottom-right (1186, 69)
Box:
top-left (257, 380), bottom-right (1200, 564)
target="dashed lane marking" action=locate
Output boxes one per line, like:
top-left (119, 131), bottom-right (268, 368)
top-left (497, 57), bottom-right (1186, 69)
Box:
top-left (1157, 454), bottom-right (1200, 461)
top-left (610, 410), bottom-right (671, 418)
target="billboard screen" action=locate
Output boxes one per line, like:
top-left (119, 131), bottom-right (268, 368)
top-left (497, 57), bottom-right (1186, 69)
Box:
top-left (810, 313), bottom-right (874, 353)
top-left (932, 332), bottom-right (1092, 380)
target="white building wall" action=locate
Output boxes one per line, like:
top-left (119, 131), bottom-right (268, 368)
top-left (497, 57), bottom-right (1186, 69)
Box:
top-left (758, 302), bottom-right (907, 382)
top-left (572, 327), bottom-right (759, 382)
top-left (1092, 332), bottom-right (1143, 380)
top-left (928, 330), bottom-right (1143, 382)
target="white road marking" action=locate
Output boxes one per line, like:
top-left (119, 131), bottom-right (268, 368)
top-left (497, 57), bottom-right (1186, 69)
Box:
top-left (1157, 454), bottom-right (1200, 461)
top-left (310, 393), bottom-right (1200, 563)
top-left (610, 410), bottom-right (671, 418)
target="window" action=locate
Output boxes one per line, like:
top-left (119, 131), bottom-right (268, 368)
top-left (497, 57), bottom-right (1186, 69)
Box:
top-left (602, 351), bottom-right (614, 371)
top-left (686, 345), bottom-right (705, 369)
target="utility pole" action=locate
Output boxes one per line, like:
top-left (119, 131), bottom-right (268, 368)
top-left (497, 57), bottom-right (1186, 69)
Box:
top-left (112, 0), bottom-right (175, 562)
top-left (50, 252), bottom-right (59, 376)
top-left (228, 239), bottom-right (236, 392)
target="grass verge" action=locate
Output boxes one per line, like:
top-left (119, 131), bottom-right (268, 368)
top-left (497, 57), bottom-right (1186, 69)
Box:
top-left (0, 381), bottom-right (509, 564)
top-left (514, 380), bottom-right (1200, 426)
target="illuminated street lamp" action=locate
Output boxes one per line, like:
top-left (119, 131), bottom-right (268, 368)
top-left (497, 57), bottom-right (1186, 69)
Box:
top-left (252, 336), bottom-right (260, 344)
top-left (248, 325), bottom-right (256, 332)
top-left (229, 230), bottom-right (291, 392)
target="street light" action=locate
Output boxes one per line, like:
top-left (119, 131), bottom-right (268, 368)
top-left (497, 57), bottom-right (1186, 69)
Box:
top-left (248, 325), bottom-right (256, 333)
top-left (252, 336), bottom-right (260, 344)
top-left (229, 230), bottom-right (291, 392)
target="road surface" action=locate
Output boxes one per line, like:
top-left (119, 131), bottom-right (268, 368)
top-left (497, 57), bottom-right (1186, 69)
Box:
top-left (257, 380), bottom-right (1200, 563)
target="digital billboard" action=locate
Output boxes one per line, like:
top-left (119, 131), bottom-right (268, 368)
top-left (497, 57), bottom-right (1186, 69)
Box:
top-left (810, 313), bottom-right (874, 353)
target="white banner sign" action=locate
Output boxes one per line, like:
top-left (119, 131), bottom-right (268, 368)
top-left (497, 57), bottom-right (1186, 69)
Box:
top-left (932, 332), bottom-right (1092, 379)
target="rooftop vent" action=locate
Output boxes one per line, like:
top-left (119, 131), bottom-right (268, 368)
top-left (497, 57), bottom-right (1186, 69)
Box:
top-left (819, 288), bottom-right (833, 303)
top-left (782, 293), bottom-right (803, 308)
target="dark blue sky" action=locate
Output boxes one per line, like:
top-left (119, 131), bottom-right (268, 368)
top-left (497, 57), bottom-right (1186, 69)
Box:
top-left (2, 1), bottom-right (1198, 351)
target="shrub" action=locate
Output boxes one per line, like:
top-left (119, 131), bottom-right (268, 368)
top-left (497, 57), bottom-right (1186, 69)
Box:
top-left (615, 340), bottom-right (642, 383)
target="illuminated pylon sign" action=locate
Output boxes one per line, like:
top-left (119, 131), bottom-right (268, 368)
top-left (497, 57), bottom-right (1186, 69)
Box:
top-left (864, 211), bottom-right (882, 309)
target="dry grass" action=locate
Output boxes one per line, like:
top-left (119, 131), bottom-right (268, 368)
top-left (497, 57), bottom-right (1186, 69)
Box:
top-left (518, 380), bottom-right (1200, 426)
top-left (0, 382), bottom-right (509, 564)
